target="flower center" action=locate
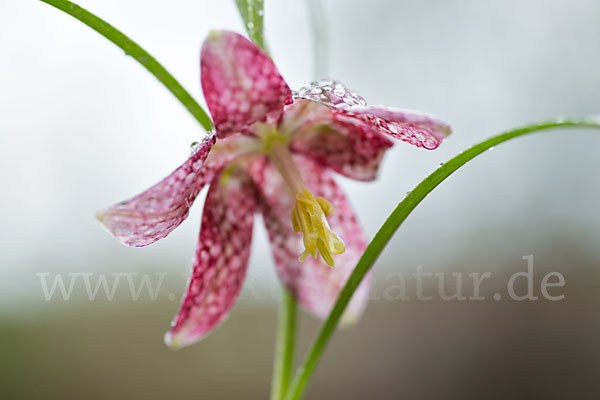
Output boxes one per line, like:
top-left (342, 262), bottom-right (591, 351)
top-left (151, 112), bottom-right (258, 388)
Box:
top-left (259, 124), bottom-right (345, 267)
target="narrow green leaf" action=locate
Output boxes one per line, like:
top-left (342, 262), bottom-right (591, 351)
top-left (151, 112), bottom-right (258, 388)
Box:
top-left (284, 118), bottom-right (600, 400)
top-left (39, 0), bottom-right (213, 131)
top-left (234, 0), bottom-right (266, 51)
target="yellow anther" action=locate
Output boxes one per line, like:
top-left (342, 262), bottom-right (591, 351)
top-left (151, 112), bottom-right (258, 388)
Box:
top-left (316, 197), bottom-right (334, 216)
top-left (291, 190), bottom-right (345, 267)
top-left (263, 137), bottom-right (345, 267)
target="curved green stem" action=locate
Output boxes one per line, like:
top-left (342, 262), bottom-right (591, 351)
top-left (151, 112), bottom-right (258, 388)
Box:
top-left (284, 118), bottom-right (600, 400)
top-left (40, 0), bottom-right (213, 131)
top-left (271, 288), bottom-right (297, 400)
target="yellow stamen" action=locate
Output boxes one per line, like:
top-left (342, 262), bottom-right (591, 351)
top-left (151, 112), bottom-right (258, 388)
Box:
top-left (290, 190), bottom-right (345, 267)
top-left (260, 124), bottom-right (346, 267)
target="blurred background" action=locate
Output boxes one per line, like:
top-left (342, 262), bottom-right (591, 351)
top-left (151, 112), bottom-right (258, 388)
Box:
top-left (1, 0), bottom-right (600, 398)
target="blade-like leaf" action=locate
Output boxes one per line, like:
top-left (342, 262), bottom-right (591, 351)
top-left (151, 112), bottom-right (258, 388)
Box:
top-left (234, 0), bottom-right (266, 51)
top-left (285, 117), bottom-right (600, 400)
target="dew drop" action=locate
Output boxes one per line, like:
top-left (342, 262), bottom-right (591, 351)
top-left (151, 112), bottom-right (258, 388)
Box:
top-left (190, 132), bottom-right (215, 154)
top-left (293, 79), bottom-right (367, 108)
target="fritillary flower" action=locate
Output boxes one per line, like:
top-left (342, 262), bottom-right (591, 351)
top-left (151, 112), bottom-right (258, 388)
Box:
top-left (97, 30), bottom-right (451, 348)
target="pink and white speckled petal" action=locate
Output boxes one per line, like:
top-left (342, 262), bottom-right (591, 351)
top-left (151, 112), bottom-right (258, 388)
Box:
top-left (253, 156), bottom-right (371, 323)
top-left (347, 106), bottom-right (452, 150)
top-left (165, 168), bottom-right (257, 348)
top-left (294, 80), bottom-right (451, 150)
top-left (285, 99), bottom-right (393, 181)
top-left (201, 30), bottom-right (292, 138)
top-left (97, 134), bottom-right (228, 247)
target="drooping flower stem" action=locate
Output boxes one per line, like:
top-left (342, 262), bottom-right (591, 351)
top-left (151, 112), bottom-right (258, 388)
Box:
top-left (39, 0), bottom-right (213, 131)
top-left (284, 118), bottom-right (600, 400)
top-left (271, 288), bottom-right (297, 400)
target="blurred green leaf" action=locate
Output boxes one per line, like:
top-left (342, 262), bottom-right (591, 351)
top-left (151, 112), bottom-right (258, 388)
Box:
top-left (234, 0), bottom-right (267, 51)
top-left (285, 117), bottom-right (600, 400)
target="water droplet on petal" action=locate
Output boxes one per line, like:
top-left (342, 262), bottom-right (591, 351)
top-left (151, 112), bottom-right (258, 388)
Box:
top-left (190, 131), bottom-right (216, 155)
top-left (293, 79), bottom-right (367, 108)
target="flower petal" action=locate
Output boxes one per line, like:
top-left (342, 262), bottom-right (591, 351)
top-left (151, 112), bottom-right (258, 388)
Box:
top-left (348, 106), bottom-right (452, 149)
top-left (165, 167), bottom-right (257, 348)
top-left (252, 155), bottom-right (371, 323)
top-left (285, 99), bottom-right (393, 181)
top-left (97, 134), bottom-right (229, 247)
top-left (201, 30), bottom-right (292, 138)
top-left (294, 79), bottom-right (451, 150)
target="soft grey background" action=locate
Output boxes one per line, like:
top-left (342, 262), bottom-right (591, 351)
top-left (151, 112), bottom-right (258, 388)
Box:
top-left (1, 0), bottom-right (599, 399)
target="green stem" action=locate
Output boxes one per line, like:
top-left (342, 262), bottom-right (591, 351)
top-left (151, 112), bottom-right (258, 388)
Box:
top-left (284, 118), bottom-right (600, 400)
top-left (271, 288), bottom-right (297, 400)
top-left (39, 0), bottom-right (213, 131)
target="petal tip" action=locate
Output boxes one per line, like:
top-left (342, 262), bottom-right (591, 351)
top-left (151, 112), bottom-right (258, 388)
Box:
top-left (165, 328), bottom-right (211, 350)
top-left (95, 210), bottom-right (105, 223)
top-left (205, 30), bottom-right (233, 46)
top-left (340, 312), bottom-right (360, 328)
top-left (207, 29), bottom-right (222, 41)
top-left (164, 330), bottom-right (185, 350)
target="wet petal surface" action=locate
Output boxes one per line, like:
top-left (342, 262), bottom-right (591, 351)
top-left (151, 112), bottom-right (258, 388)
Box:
top-left (166, 167), bottom-right (258, 348)
top-left (294, 80), bottom-right (451, 150)
top-left (201, 30), bottom-right (292, 138)
top-left (97, 135), bottom-right (218, 247)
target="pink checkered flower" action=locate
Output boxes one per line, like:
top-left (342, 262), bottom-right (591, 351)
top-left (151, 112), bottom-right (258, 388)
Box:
top-left (97, 30), bottom-right (451, 348)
